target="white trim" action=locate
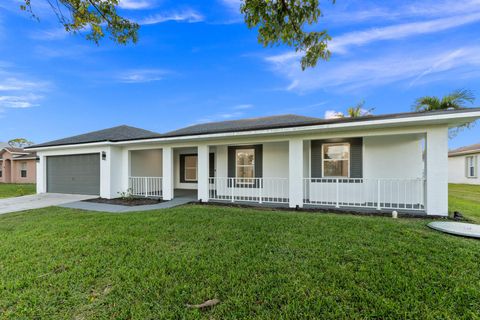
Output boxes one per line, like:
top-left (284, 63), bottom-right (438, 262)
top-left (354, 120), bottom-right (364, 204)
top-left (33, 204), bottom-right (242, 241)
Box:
top-left (11, 157), bottom-right (37, 161)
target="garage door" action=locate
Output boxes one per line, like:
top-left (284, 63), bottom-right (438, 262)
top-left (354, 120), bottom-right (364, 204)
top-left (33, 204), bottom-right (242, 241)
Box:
top-left (47, 154), bottom-right (100, 195)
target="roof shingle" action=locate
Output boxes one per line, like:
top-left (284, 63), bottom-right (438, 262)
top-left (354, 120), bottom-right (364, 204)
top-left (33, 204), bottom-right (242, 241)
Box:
top-left (162, 114), bottom-right (322, 137)
top-left (29, 125), bottom-right (161, 148)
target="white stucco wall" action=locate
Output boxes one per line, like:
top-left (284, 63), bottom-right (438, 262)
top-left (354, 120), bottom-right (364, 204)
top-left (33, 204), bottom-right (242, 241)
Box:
top-left (449, 153), bottom-right (480, 185)
top-left (109, 146), bottom-right (124, 199)
top-left (363, 134), bottom-right (424, 179)
top-left (36, 146), bottom-right (116, 199)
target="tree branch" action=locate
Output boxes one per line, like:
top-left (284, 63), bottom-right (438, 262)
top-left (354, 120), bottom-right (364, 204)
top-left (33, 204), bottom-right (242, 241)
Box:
top-left (280, 0), bottom-right (302, 36)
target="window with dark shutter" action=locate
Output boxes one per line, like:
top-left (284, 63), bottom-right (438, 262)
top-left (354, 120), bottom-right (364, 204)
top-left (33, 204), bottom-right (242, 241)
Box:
top-left (311, 138), bottom-right (363, 178)
top-left (180, 154), bottom-right (197, 183)
top-left (228, 145), bottom-right (263, 187)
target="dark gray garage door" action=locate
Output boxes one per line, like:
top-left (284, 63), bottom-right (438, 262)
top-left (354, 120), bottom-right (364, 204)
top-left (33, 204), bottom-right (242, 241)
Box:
top-left (47, 154), bottom-right (100, 195)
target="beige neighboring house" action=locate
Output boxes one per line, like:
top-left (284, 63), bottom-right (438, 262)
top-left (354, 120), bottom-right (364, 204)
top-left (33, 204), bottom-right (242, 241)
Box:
top-left (448, 143), bottom-right (480, 185)
top-left (0, 146), bottom-right (37, 184)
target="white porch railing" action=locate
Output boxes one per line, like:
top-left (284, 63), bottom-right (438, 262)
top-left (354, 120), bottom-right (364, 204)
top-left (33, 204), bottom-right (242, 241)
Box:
top-left (129, 176), bottom-right (163, 198)
top-left (209, 177), bottom-right (289, 204)
top-left (303, 178), bottom-right (425, 211)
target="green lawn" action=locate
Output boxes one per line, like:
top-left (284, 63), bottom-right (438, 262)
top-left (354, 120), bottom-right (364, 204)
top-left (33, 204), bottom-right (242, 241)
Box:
top-left (1, 205), bottom-right (479, 319)
top-left (449, 183), bottom-right (480, 222)
top-left (0, 183), bottom-right (36, 199)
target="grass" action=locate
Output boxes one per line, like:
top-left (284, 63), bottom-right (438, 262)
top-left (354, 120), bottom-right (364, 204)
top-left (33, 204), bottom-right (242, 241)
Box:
top-left (0, 183), bottom-right (36, 199)
top-left (449, 183), bottom-right (480, 222)
top-left (0, 205), bottom-right (480, 319)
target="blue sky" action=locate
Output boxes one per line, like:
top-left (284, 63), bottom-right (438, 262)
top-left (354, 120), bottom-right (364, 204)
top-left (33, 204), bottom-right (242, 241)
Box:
top-left (0, 0), bottom-right (479, 148)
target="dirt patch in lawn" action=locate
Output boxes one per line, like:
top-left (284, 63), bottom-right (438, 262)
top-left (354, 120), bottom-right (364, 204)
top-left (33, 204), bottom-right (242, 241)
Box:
top-left (84, 197), bottom-right (163, 206)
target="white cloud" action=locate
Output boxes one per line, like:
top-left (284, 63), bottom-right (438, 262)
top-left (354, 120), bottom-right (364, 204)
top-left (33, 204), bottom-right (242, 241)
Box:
top-left (325, 0), bottom-right (480, 25)
top-left (118, 0), bottom-right (155, 10)
top-left (139, 9), bottom-right (204, 25)
top-left (0, 77), bottom-right (50, 92)
top-left (0, 66), bottom-right (51, 113)
top-left (324, 110), bottom-right (344, 119)
top-left (330, 12), bottom-right (480, 53)
top-left (232, 104), bottom-right (253, 110)
top-left (265, 45), bottom-right (480, 93)
top-left (117, 69), bottom-right (169, 83)
top-left (219, 0), bottom-right (242, 10)
top-left (0, 94), bottom-right (41, 109)
top-left (195, 103), bottom-right (253, 123)
top-left (30, 28), bottom-right (68, 41)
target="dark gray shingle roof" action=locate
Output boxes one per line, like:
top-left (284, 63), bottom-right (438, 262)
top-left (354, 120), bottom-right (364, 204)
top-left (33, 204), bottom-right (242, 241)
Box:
top-left (29, 125), bottom-right (161, 148)
top-left (161, 108), bottom-right (480, 138)
top-left (162, 114), bottom-right (322, 137)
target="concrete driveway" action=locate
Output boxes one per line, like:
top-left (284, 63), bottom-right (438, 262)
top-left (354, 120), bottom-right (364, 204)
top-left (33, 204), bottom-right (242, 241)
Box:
top-left (0, 193), bottom-right (97, 215)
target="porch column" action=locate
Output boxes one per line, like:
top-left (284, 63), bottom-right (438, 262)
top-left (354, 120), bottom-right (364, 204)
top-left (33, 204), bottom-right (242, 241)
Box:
top-left (197, 144), bottom-right (209, 202)
top-left (121, 149), bottom-right (130, 192)
top-left (162, 147), bottom-right (174, 200)
top-left (36, 155), bottom-right (46, 194)
top-left (289, 138), bottom-right (304, 208)
top-left (425, 126), bottom-right (449, 216)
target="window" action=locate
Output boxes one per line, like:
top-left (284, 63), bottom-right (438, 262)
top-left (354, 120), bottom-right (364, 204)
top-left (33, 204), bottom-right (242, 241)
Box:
top-left (20, 162), bottom-right (27, 178)
top-left (184, 155), bottom-right (197, 182)
top-left (322, 143), bottom-right (350, 177)
top-left (236, 149), bottom-right (255, 183)
top-left (0, 170), bottom-right (2, 178)
top-left (466, 156), bottom-right (477, 178)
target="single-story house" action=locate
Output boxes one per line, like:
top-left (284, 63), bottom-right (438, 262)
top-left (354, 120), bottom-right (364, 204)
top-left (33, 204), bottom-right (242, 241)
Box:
top-left (27, 108), bottom-right (480, 216)
top-left (0, 147), bottom-right (37, 184)
top-left (449, 142), bottom-right (480, 185)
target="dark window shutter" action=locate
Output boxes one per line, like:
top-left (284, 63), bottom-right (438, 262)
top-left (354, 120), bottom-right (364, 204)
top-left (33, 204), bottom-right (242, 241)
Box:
top-left (227, 147), bottom-right (236, 178)
top-left (311, 138), bottom-right (363, 178)
top-left (209, 153), bottom-right (215, 177)
top-left (349, 138), bottom-right (363, 178)
top-left (179, 154), bottom-right (186, 183)
top-left (311, 140), bottom-right (323, 178)
top-left (254, 144), bottom-right (263, 178)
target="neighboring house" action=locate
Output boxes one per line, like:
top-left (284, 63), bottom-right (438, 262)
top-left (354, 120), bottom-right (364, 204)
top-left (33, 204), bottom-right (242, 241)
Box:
top-left (27, 108), bottom-right (480, 216)
top-left (0, 147), bottom-right (37, 184)
top-left (449, 143), bottom-right (480, 185)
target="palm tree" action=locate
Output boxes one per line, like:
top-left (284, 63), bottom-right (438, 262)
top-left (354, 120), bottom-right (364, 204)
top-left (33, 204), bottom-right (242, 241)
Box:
top-left (346, 100), bottom-right (374, 118)
top-left (414, 89), bottom-right (475, 111)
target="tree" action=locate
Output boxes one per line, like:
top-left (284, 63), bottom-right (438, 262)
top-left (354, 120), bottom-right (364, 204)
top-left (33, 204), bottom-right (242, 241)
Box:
top-left (414, 89), bottom-right (476, 138)
top-left (8, 138), bottom-right (34, 148)
top-left (346, 100), bottom-right (374, 118)
top-left (21, 0), bottom-right (139, 44)
top-left (20, 0), bottom-right (334, 69)
top-left (413, 89), bottom-right (475, 112)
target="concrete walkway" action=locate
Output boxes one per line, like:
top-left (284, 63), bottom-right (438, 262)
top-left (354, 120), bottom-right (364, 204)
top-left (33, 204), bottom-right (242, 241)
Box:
top-left (0, 193), bottom-right (97, 215)
top-left (60, 196), bottom-right (195, 213)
